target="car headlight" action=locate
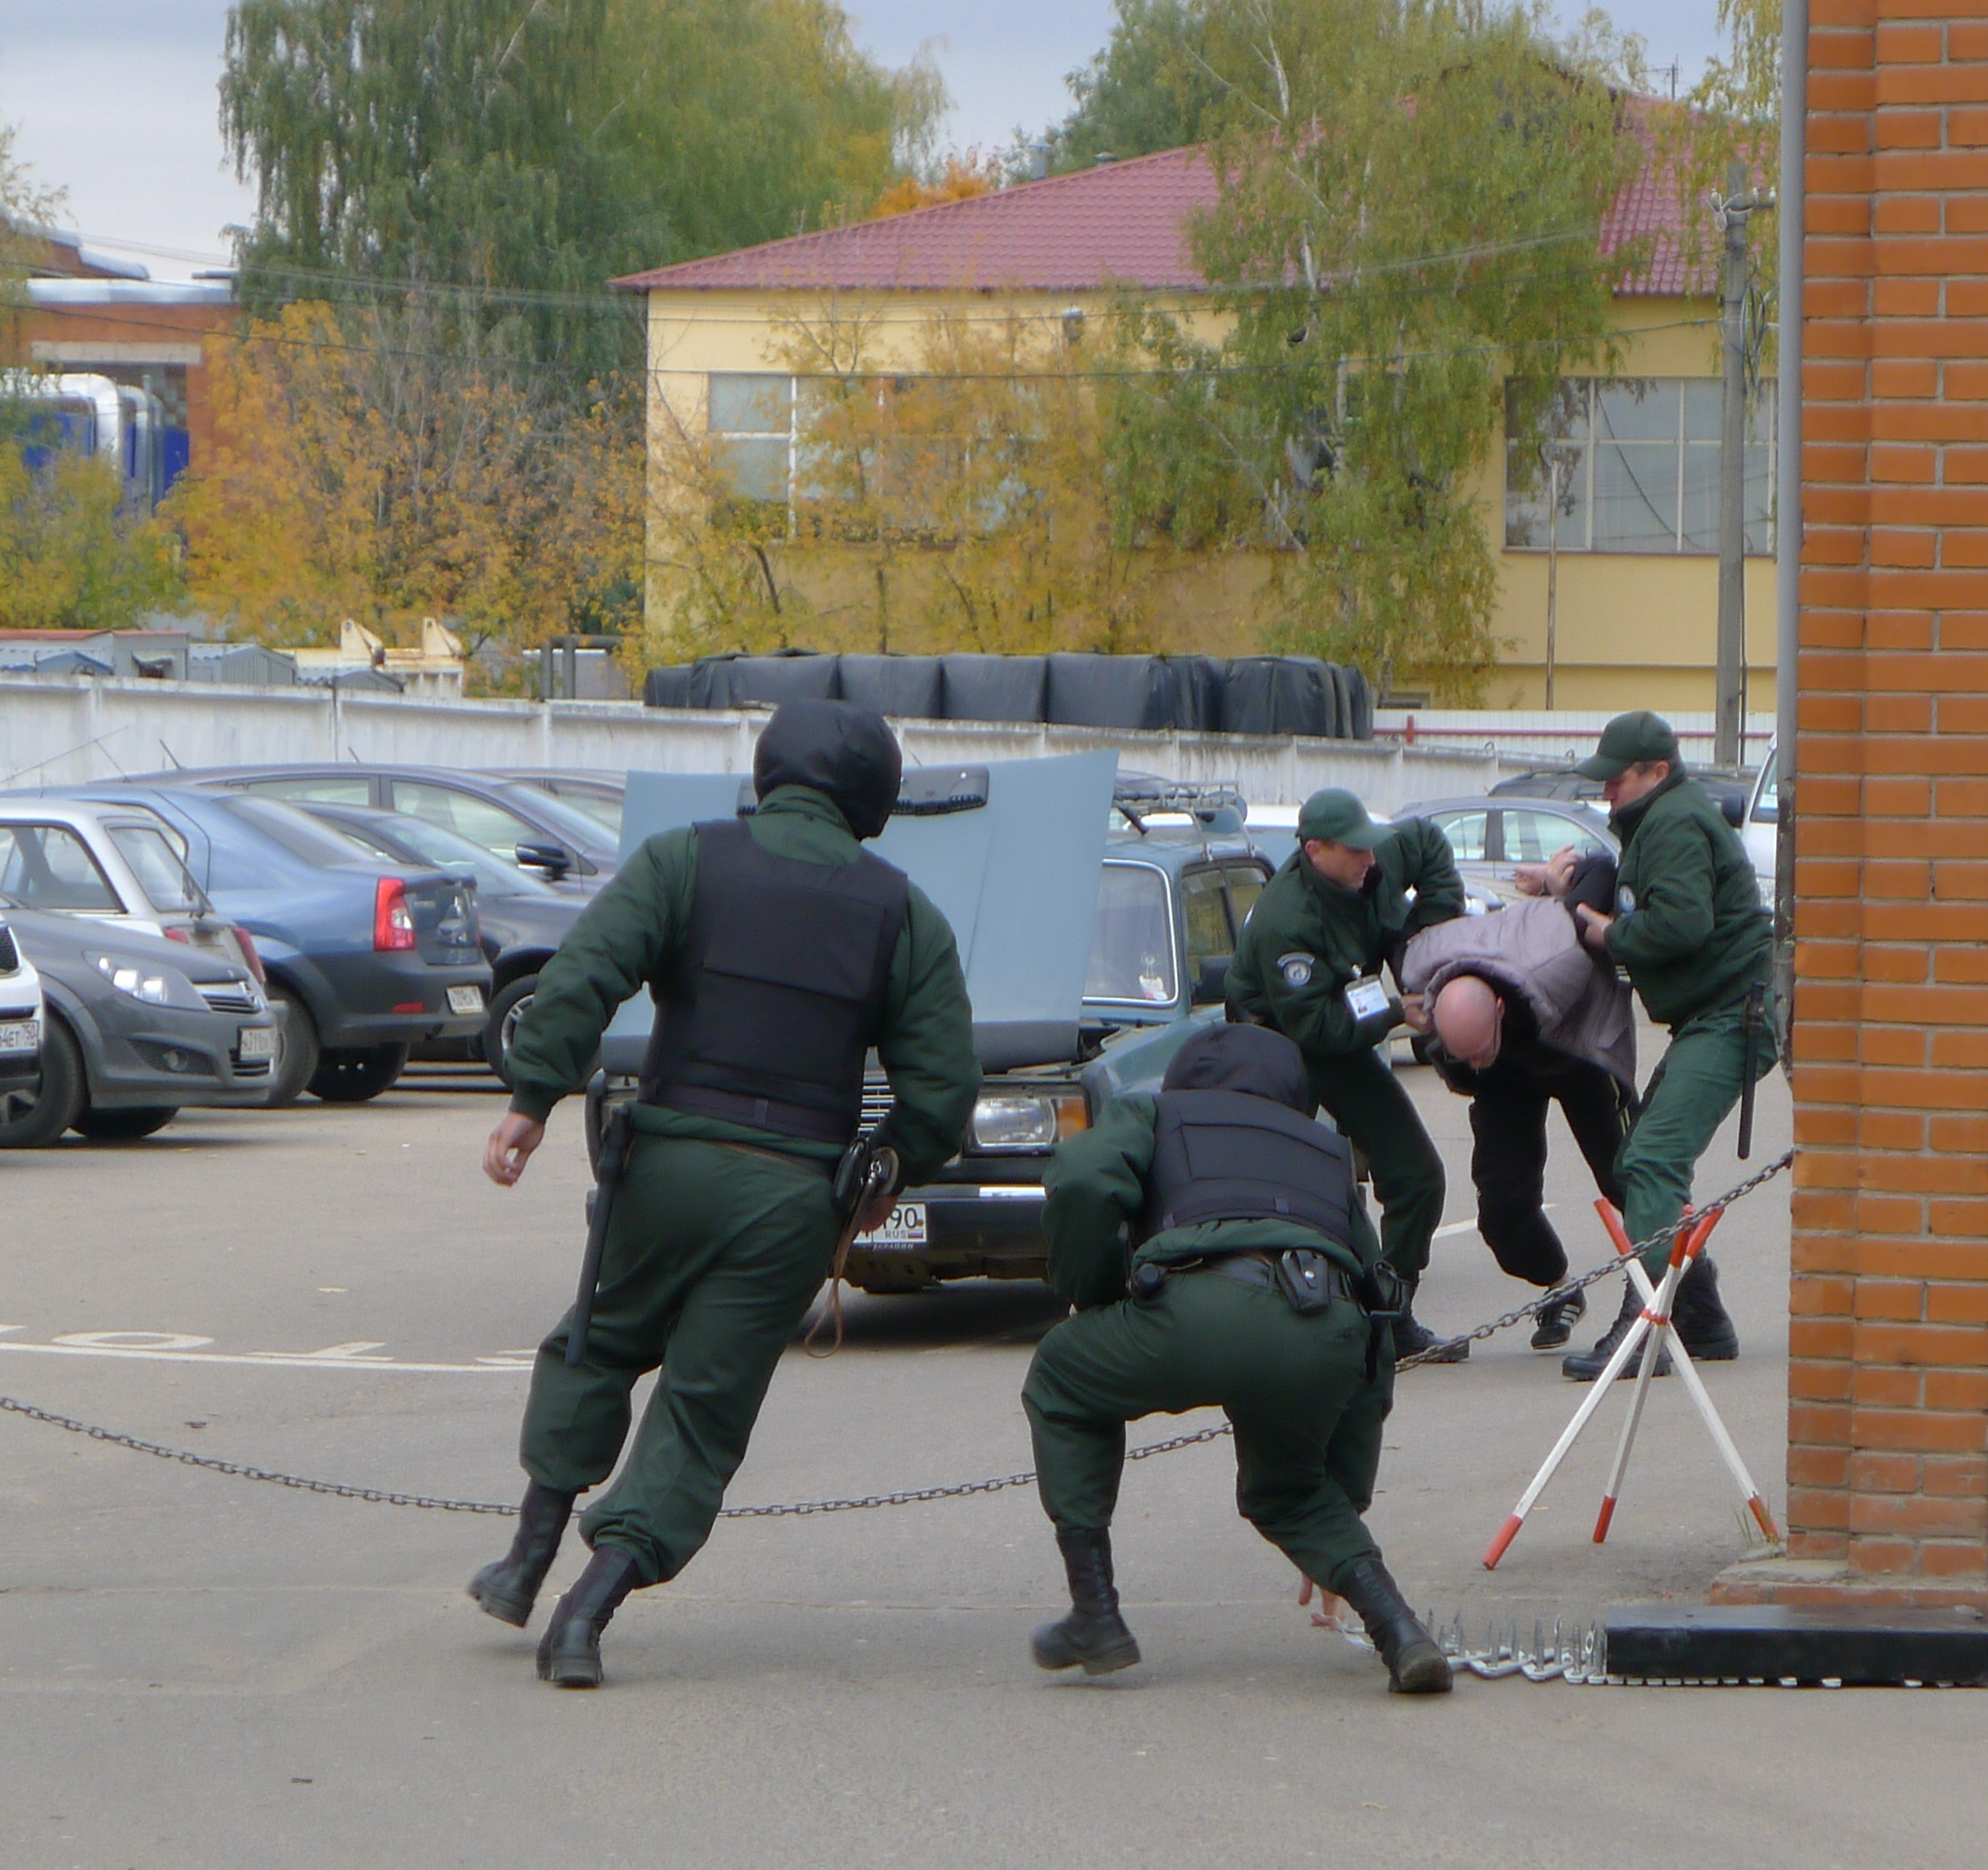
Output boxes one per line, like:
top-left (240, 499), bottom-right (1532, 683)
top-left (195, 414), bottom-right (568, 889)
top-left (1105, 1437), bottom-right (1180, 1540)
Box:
top-left (967, 1091), bottom-right (1088, 1153)
top-left (95, 956), bottom-right (171, 1004)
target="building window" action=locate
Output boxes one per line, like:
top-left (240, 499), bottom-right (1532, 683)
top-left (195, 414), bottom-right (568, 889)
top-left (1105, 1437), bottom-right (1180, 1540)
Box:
top-left (707, 373), bottom-right (795, 504)
top-left (1505, 377), bottom-right (1775, 556)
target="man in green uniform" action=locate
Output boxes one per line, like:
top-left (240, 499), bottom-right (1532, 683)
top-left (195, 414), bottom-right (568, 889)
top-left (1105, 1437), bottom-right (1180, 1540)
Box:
top-left (1226, 788), bottom-right (1465, 1357)
top-left (1020, 1021), bottom-right (1450, 1696)
top-left (1560, 711), bottom-right (1769, 1381)
top-left (470, 699), bottom-right (980, 1685)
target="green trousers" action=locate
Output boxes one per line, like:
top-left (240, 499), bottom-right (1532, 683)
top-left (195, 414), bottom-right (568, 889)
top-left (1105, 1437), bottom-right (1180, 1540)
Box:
top-left (517, 1135), bottom-right (839, 1586)
top-left (1022, 1272), bottom-right (1391, 1596)
top-left (1619, 998), bottom-right (1779, 1276)
top-left (1316, 1047), bottom-right (1445, 1281)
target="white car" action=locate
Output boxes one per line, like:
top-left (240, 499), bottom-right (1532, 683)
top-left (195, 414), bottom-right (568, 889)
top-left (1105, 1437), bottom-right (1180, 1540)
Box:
top-left (1742, 743), bottom-right (1779, 907)
top-left (0, 798), bottom-right (263, 981)
top-left (0, 912), bottom-right (45, 1122)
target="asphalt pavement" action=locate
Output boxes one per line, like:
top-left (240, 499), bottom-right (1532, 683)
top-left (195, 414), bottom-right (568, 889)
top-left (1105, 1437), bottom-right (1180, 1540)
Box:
top-left (3, 1049), bottom-right (1981, 1869)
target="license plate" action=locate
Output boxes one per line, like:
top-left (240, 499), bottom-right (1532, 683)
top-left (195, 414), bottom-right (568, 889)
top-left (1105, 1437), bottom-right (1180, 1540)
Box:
top-left (0, 1018), bottom-right (39, 1056)
top-left (238, 1024), bottom-right (278, 1061)
top-left (857, 1201), bottom-right (927, 1250)
top-left (448, 985), bottom-right (486, 1016)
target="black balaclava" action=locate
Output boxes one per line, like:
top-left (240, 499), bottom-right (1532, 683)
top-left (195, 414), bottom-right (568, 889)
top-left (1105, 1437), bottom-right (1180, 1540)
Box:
top-left (753, 699), bottom-right (902, 841)
top-left (1162, 1022), bottom-right (1313, 1114)
top-left (1563, 849), bottom-right (1620, 918)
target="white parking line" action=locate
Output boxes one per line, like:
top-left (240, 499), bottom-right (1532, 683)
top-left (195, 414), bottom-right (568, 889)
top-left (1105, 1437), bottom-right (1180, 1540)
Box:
top-left (0, 1342), bottom-right (527, 1374)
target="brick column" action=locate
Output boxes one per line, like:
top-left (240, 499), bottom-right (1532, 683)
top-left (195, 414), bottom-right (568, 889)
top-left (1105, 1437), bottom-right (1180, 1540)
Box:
top-left (1719, 2), bottom-right (1988, 1608)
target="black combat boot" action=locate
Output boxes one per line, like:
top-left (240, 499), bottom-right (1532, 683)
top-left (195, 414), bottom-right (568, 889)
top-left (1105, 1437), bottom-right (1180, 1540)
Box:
top-left (466, 1481), bottom-right (575, 1627)
top-left (1561, 1279), bottom-right (1673, 1383)
top-left (1673, 1254), bottom-right (1740, 1361)
top-left (1393, 1287), bottom-right (1468, 1364)
top-left (1030, 1527), bottom-right (1142, 1676)
top-left (536, 1544), bottom-right (642, 1688)
top-left (1333, 1555), bottom-right (1452, 1695)
top-left (1529, 1283), bottom-right (1588, 1351)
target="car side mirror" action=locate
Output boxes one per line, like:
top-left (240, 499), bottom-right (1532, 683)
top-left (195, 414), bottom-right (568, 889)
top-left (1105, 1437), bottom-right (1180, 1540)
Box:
top-left (514, 841), bottom-right (571, 880)
top-left (1753, 797), bottom-right (1779, 825)
top-left (1720, 795), bottom-right (1745, 829)
top-left (1192, 955), bottom-right (1232, 1007)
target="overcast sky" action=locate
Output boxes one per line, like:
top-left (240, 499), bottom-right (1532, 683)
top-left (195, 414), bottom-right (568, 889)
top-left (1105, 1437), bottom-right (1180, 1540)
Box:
top-left (0, 0), bottom-right (1729, 279)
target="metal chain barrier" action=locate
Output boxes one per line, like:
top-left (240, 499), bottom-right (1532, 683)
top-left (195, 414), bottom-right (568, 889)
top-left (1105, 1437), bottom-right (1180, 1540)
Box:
top-left (0, 1151), bottom-right (1790, 1522)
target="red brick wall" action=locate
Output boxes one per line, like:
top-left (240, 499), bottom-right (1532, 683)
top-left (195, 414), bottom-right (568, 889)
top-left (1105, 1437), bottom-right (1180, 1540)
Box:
top-left (1791, 1), bottom-right (1988, 1586)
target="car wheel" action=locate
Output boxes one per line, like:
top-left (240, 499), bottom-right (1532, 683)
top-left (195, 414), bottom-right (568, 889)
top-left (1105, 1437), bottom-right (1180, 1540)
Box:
top-left (267, 984), bottom-right (320, 1109)
top-left (308, 1043), bottom-right (410, 1104)
top-left (0, 1016), bottom-right (88, 1149)
top-left (484, 974), bottom-right (538, 1090)
top-left (71, 1106), bottom-right (180, 1142)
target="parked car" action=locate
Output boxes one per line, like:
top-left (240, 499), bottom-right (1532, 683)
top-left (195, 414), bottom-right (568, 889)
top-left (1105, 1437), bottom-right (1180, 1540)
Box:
top-left (587, 771), bottom-right (1280, 1294)
top-left (43, 787), bottom-right (490, 1106)
top-left (1398, 793), bottom-right (1616, 904)
top-left (0, 907), bottom-right (277, 1146)
top-left (1741, 741), bottom-right (1779, 905)
top-left (296, 803), bottom-right (585, 1086)
top-left (0, 798), bottom-right (262, 977)
top-left (153, 764), bottom-right (618, 887)
top-left (1493, 761), bottom-right (1758, 830)
top-left (0, 912), bottom-right (44, 1120)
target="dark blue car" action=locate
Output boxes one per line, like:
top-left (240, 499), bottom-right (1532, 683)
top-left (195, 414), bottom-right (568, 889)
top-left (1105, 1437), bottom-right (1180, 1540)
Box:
top-left (36, 786), bottom-right (490, 1106)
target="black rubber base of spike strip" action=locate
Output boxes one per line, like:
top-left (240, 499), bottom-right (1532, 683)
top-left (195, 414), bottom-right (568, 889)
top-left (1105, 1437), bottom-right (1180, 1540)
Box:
top-left (1603, 1605), bottom-right (1988, 1686)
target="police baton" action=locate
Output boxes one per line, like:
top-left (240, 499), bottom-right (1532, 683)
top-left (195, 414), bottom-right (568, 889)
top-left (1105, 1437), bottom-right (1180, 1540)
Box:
top-left (567, 1101), bottom-right (634, 1368)
top-left (1736, 981), bottom-right (1766, 1162)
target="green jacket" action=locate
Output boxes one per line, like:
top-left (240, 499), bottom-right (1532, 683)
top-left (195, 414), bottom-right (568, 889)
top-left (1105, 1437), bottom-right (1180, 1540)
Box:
top-left (1605, 767), bottom-right (1771, 1029)
top-left (1225, 817), bottom-right (1464, 1082)
top-left (1043, 1093), bottom-right (1382, 1309)
top-left (505, 785), bottom-right (981, 1183)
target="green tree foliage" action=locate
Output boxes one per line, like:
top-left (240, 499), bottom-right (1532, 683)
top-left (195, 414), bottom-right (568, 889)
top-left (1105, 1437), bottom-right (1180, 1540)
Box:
top-left (1046, 0), bottom-right (1231, 171)
top-left (221, 0), bottom-right (945, 375)
top-left (1095, 1), bottom-right (1644, 701)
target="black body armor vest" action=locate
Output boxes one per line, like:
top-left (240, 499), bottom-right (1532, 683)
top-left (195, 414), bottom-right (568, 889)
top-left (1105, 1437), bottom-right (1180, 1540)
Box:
top-left (1141, 1088), bottom-right (1357, 1250)
top-left (641, 819), bottom-right (909, 1144)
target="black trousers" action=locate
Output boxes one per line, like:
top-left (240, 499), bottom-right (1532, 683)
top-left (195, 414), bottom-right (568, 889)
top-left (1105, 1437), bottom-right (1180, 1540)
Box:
top-left (1464, 1051), bottom-right (1633, 1288)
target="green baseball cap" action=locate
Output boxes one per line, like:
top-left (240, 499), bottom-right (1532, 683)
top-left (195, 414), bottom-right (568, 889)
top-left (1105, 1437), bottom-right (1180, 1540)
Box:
top-left (1575, 710), bottom-right (1681, 780)
top-left (1298, 787), bottom-right (1392, 849)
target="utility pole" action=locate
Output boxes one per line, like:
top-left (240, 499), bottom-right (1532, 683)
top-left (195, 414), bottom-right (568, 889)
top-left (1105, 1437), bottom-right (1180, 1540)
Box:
top-left (1716, 161), bottom-right (1773, 768)
top-left (1543, 449), bottom-right (1568, 710)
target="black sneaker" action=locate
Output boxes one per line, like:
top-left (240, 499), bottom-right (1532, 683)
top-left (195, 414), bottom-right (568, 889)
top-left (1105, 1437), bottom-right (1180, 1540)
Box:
top-left (1394, 1309), bottom-right (1468, 1363)
top-left (1529, 1284), bottom-right (1588, 1351)
top-left (1561, 1281), bottom-right (1671, 1383)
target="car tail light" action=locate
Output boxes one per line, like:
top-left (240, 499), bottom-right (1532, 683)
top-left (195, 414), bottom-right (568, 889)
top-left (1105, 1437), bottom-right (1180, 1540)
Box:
top-left (163, 926), bottom-right (190, 944)
top-left (233, 926), bottom-right (266, 983)
top-left (373, 878), bottom-right (419, 952)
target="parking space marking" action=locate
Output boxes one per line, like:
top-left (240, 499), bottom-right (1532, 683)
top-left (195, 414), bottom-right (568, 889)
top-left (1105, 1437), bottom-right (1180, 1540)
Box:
top-left (0, 1340), bottom-right (522, 1374)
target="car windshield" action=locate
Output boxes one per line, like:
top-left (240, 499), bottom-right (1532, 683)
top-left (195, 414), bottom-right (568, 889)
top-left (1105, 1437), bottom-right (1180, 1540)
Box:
top-left (1083, 864), bottom-right (1176, 1005)
top-left (363, 813), bottom-right (554, 897)
top-left (496, 782), bottom-right (615, 851)
top-left (519, 782), bottom-right (623, 839)
top-left (0, 823), bottom-right (122, 912)
top-left (105, 822), bottom-right (209, 913)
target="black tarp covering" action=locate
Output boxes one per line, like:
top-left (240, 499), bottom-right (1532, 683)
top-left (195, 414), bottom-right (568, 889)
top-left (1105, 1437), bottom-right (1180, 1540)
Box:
top-left (840, 652), bottom-right (945, 719)
top-left (940, 654), bottom-right (1047, 722)
top-left (645, 649), bottom-right (1373, 739)
top-left (1219, 656), bottom-right (1337, 737)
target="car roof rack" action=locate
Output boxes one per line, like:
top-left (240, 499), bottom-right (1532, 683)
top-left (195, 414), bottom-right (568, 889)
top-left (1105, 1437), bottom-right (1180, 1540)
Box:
top-left (1112, 774), bottom-right (1248, 827)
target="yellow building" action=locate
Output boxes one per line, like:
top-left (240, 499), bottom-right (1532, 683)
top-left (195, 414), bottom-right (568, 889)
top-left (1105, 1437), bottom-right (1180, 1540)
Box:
top-left (615, 144), bottom-right (1777, 713)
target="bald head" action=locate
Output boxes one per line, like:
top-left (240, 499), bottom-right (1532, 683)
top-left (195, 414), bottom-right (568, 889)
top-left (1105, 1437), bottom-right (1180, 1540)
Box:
top-left (1434, 974), bottom-right (1503, 1071)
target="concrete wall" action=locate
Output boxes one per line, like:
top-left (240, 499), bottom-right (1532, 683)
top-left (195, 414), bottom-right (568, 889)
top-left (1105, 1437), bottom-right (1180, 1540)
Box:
top-left (0, 674), bottom-right (1506, 811)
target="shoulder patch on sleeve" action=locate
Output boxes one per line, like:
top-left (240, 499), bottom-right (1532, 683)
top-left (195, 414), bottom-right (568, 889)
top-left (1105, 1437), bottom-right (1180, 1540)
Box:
top-left (1277, 951), bottom-right (1315, 988)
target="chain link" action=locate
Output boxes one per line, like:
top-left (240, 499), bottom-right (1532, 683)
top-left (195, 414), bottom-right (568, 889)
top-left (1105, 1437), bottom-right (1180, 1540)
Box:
top-left (1, 1152), bottom-right (1790, 1521)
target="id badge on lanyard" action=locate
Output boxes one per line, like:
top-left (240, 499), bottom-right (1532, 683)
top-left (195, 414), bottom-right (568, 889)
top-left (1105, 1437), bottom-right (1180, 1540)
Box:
top-left (1343, 975), bottom-right (1392, 1022)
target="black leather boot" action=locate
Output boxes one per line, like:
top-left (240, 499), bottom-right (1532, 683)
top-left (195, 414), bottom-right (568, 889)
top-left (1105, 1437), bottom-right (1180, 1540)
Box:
top-left (1393, 1287), bottom-right (1468, 1364)
top-left (536, 1544), bottom-right (641, 1688)
top-left (1561, 1278), bottom-right (1673, 1383)
top-left (1673, 1254), bottom-right (1740, 1361)
top-left (1333, 1555), bottom-right (1452, 1695)
top-left (1529, 1283), bottom-right (1587, 1351)
top-left (1030, 1527), bottom-right (1142, 1675)
top-left (466, 1481), bottom-right (575, 1627)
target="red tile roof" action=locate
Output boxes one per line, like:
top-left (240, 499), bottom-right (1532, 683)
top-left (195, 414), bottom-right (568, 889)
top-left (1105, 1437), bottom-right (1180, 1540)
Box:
top-left (617, 118), bottom-right (1700, 299)
top-left (614, 147), bottom-right (1219, 294)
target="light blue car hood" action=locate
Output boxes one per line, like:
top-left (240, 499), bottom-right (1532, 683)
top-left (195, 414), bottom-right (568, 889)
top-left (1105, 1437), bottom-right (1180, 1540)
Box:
top-left (597, 752), bottom-right (1117, 1075)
